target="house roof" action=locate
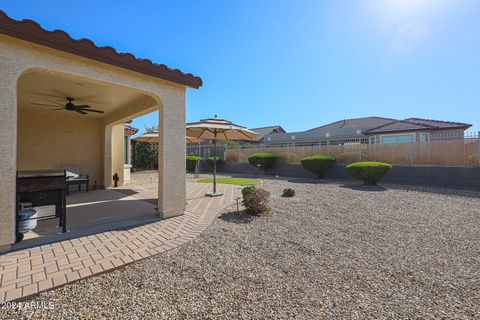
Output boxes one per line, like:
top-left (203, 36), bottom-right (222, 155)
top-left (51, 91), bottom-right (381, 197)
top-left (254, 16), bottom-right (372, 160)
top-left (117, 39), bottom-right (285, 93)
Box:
top-left (307, 117), bottom-right (395, 132)
top-left (366, 118), bottom-right (471, 134)
top-left (124, 124), bottom-right (139, 136)
top-left (0, 10), bottom-right (202, 88)
top-left (249, 125), bottom-right (286, 139)
top-left (264, 116), bottom-right (472, 144)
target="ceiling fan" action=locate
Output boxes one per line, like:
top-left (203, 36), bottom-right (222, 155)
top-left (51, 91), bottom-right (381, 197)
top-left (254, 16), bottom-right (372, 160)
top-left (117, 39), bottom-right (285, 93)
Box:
top-left (31, 97), bottom-right (104, 115)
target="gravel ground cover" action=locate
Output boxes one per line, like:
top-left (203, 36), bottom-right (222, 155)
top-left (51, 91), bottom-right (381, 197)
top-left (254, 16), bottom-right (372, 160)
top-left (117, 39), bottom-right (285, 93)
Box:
top-left (2, 179), bottom-right (480, 319)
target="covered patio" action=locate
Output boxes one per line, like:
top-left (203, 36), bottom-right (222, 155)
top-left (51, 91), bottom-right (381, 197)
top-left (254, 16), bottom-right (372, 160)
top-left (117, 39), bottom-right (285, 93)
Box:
top-left (0, 10), bottom-right (202, 251)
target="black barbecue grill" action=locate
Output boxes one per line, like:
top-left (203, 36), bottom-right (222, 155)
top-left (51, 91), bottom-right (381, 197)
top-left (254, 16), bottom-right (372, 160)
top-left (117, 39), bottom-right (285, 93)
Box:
top-left (16, 170), bottom-right (67, 242)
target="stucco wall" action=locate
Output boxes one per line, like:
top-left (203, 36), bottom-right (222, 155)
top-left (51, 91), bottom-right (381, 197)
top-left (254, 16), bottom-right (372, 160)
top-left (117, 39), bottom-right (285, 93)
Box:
top-left (104, 123), bottom-right (125, 187)
top-left (17, 108), bottom-right (104, 185)
top-left (0, 34), bottom-right (188, 248)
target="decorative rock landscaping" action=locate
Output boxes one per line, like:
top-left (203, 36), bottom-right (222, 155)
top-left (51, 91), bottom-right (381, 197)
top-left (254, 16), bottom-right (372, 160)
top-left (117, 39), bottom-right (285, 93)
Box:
top-left (3, 178), bottom-right (479, 319)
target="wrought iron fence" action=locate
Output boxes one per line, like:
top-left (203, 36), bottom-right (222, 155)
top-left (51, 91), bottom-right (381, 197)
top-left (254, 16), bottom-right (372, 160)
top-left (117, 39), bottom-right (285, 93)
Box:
top-left (221, 132), bottom-right (479, 167)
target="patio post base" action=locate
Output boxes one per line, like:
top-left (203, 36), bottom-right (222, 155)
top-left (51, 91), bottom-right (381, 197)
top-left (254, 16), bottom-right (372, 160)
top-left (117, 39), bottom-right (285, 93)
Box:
top-left (206, 192), bottom-right (224, 197)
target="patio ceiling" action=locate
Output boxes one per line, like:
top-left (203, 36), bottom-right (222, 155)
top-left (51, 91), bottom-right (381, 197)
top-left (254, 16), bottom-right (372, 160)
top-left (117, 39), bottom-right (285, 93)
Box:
top-left (17, 71), bottom-right (153, 118)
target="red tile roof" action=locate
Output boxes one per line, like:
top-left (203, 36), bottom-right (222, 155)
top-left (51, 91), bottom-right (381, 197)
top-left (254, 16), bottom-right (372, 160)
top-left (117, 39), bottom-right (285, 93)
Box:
top-left (0, 10), bottom-right (202, 88)
top-left (124, 124), bottom-right (139, 136)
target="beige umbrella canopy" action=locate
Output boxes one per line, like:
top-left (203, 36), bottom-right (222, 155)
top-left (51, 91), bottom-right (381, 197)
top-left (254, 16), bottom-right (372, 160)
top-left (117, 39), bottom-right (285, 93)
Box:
top-left (186, 116), bottom-right (259, 197)
top-left (134, 132), bottom-right (200, 144)
top-left (186, 136), bottom-right (201, 144)
top-left (133, 132), bottom-right (158, 143)
top-left (186, 117), bottom-right (259, 141)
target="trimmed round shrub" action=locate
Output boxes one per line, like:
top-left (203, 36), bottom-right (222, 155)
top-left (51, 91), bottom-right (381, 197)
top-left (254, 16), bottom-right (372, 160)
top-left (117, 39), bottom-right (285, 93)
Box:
top-left (186, 155), bottom-right (202, 173)
top-left (241, 186), bottom-right (271, 215)
top-left (346, 161), bottom-right (392, 185)
top-left (248, 153), bottom-right (277, 174)
top-left (301, 155), bottom-right (336, 178)
top-left (282, 188), bottom-right (295, 197)
top-left (206, 156), bottom-right (223, 170)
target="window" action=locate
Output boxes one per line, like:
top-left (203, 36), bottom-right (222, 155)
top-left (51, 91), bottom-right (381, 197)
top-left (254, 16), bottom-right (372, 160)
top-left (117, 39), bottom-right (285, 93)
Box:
top-left (124, 136), bottom-right (129, 164)
top-left (420, 133), bottom-right (429, 142)
top-left (381, 134), bottom-right (414, 144)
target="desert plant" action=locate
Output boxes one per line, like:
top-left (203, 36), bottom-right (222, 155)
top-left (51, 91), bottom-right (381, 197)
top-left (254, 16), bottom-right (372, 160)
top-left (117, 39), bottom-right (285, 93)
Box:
top-left (248, 153), bottom-right (277, 174)
top-left (300, 155), bottom-right (336, 178)
top-left (282, 188), bottom-right (295, 197)
top-left (346, 161), bottom-right (392, 185)
top-left (206, 156), bottom-right (223, 170)
top-left (241, 186), bottom-right (271, 215)
top-left (186, 155), bottom-right (203, 173)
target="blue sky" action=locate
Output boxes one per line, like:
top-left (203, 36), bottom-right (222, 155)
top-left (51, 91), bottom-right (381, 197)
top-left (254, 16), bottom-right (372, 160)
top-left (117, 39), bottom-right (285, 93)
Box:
top-left (3, 0), bottom-right (479, 134)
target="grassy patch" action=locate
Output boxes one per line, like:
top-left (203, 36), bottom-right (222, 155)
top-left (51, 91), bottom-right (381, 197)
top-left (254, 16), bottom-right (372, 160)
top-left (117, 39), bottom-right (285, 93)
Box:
top-left (196, 177), bottom-right (260, 185)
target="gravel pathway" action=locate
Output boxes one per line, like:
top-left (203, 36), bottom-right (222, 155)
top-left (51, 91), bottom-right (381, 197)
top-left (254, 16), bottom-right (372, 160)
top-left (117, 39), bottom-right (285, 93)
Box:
top-left (2, 179), bottom-right (480, 319)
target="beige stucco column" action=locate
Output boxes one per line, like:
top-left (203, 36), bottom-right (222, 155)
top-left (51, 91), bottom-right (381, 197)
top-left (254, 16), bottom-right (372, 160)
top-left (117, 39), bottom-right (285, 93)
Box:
top-left (0, 71), bottom-right (18, 249)
top-left (157, 91), bottom-right (186, 218)
top-left (104, 123), bottom-right (125, 188)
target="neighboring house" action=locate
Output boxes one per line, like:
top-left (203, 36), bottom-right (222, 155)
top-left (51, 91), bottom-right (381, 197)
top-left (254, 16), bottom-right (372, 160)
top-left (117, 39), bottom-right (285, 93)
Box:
top-left (124, 124), bottom-right (139, 182)
top-left (365, 118), bottom-right (471, 144)
top-left (249, 125), bottom-right (286, 143)
top-left (264, 117), bottom-right (472, 146)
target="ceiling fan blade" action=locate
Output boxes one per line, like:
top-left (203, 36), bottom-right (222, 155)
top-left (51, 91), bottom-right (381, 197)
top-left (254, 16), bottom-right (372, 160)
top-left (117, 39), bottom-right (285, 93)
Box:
top-left (45, 100), bottom-right (65, 107)
top-left (31, 92), bottom-right (66, 99)
top-left (31, 102), bottom-right (60, 107)
top-left (75, 105), bottom-right (91, 108)
top-left (82, 108), bottom-right (104, 114)
top-left (75, 109), bottom-right (88, 115)
top-left (49, 107), bottom-right (65, 111)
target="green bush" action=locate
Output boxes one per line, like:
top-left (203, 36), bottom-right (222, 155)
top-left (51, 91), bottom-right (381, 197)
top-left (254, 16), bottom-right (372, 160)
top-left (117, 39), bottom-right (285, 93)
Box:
top-left (206, 156), bottom-right (223, 170)
top-left (186, 155), bottom-right (202, 173)
top-left (241, 186), bottom-right (257, 198)
top-left (248, 153), bottom-right (277, 174)
top-left (241, 186), bottom-right (271, 215)
top-left (346, 161), bottom-right (392, 185)
top-left (282, 188), bottom-right (295, 197)
top-left (300, 155), bottom-right (336, 178)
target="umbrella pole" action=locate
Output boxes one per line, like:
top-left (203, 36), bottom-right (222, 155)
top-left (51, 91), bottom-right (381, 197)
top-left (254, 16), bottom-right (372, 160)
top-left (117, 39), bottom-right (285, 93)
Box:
top-left (213, 133), bottom-right (217, 194)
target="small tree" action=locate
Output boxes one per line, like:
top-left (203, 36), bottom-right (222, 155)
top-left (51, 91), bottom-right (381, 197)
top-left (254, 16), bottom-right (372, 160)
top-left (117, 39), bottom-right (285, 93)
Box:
top-left (248, 153), bottom-right (277, 174)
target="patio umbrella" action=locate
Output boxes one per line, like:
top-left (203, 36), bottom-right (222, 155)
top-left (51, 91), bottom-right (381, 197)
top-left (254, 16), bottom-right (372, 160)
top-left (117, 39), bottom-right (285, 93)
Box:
top-left (133, 132), bottom-right (159, 143)
top-left (134, 132), bottom-right (200, 144)
top-left (186, 116), bottom-right (259, 197)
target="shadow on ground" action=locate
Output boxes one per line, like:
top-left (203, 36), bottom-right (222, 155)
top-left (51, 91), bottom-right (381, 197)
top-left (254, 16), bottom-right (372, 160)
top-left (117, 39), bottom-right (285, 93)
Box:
top-left (340, 184), bottom-right (387, 192)
top-left (218, 210), bottom-right (257, 224)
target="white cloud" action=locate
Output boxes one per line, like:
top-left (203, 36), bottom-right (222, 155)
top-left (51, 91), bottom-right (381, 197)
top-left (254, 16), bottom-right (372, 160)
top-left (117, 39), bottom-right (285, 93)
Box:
top-left (391, 22), bottom-right (429, 55)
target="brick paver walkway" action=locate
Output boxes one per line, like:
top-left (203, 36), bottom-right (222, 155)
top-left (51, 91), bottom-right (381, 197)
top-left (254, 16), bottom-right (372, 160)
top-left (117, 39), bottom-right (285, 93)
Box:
top-left (0, 182), bottom-right (239, 303)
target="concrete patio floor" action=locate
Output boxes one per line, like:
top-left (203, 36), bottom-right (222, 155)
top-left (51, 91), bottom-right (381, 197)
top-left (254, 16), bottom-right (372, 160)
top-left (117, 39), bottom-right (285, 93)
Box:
top-left (0, 181), bottom-right (240, 303)
top-left (20, 188), bottom-right (158, 245)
